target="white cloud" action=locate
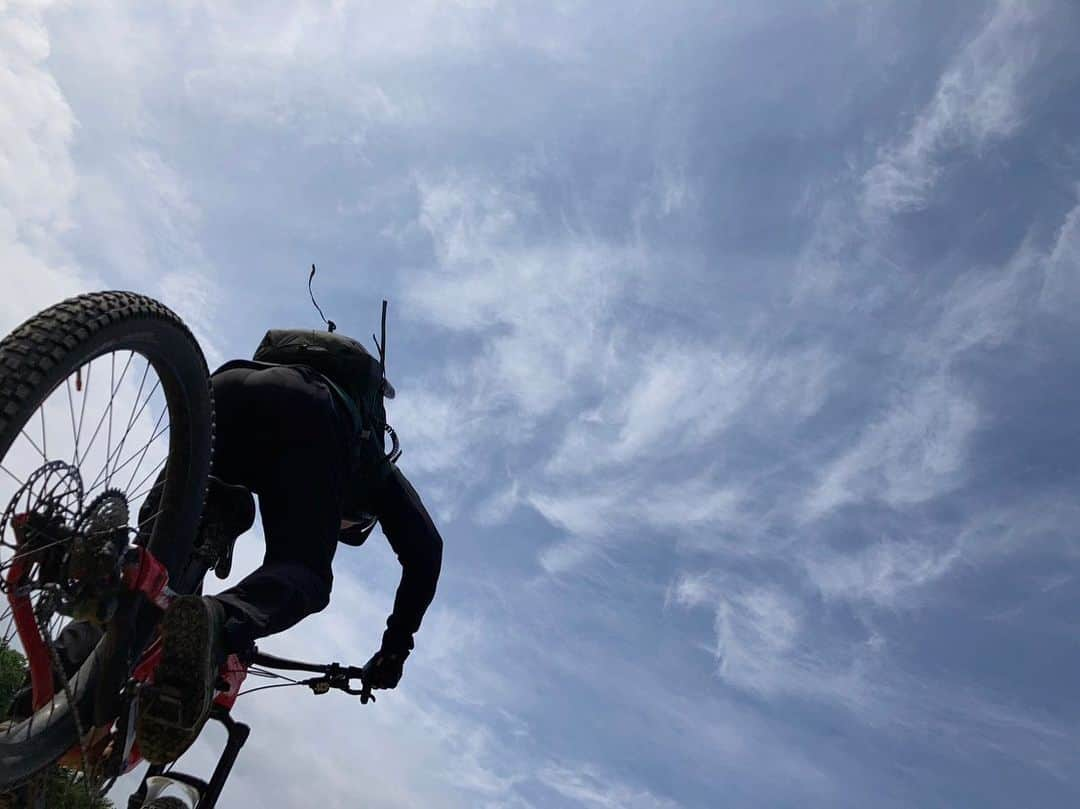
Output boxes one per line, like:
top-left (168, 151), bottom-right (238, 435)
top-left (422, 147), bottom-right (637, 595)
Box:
top-left (158, 270), bottom-right (225, 368)
top-left (529, 487), bottom-right (624, 541)
top-left (386, 382), bottom-right (477, 475)
top-left (1040, 191), bottom-right (1080, 315)
top-left (641, 479), bottom-right (744, 531)
top-left (614, 347), bottom-right (756, 462)
top-left (473, 479), bottom-right (522, 526)
top-left (861, 0), bottom-right (1042, 219)
top-left (537, 764), bottom-right (683, 809)
top-left (8, 1), bottom-right (1079, 805)
top-left (803, 538), bottom-right (961, 609)
top-left (0, 3), bottom-right (224, 354)
top-left (521, 339), bottom-right (831, 571)
top-left (406, 175), bottom-right (637, 419)
top-left (913, 260), bottom-right (1034, 367)
top-left (804, 374), bottom-right (979, 520)
top-left (669, 573), bottom-right (873, 706)
top-left (0, 0), bottom-right (95, 331)
top-left (183, 62), bottom-right (406, 142)
top-left (531, 475), bottom-right (750, 573)
top-left (547, 341), bottom-right (833, 477)
top-left (714, 585), bottom-right (803, 690)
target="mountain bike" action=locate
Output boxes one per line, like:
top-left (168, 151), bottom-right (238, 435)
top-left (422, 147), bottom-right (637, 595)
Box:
top-left (0, 292), bottom-right (371, 808)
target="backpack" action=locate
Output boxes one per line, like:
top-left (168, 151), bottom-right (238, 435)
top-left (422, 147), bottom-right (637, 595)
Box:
top-left (252, 324), bottom-right (397, 538)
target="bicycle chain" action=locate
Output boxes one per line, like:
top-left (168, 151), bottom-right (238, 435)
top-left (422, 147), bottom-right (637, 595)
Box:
top-left (0, 616), bottom-right (101, 807)
top-left (40, 613), bottom-right (98, 805)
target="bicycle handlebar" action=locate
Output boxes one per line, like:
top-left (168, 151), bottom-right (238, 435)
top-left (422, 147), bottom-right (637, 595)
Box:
top-left (247, 649), bottom-right (375, 703)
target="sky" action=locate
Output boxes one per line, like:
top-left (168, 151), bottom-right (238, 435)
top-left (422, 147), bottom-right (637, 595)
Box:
top-left (2, 0), bottom-right (1080, 807)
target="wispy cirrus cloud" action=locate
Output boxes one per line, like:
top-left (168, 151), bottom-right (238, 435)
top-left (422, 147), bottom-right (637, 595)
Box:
top-left (861, 0), bottom-right (1043, 219)
top-left (803, 374), bottom-right (980, 520)
top-left (536, 764), bottom-right (683, 809)
top-left (7, 0), bottom-right (1080, 807)
top-left (405, 174), bottom-right (639, 421)
top-left (1040, 190), bottom-right (1080, 315)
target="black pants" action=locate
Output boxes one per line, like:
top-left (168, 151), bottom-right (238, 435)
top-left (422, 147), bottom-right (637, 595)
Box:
top-left (208, 364), bottom-right (353, 653)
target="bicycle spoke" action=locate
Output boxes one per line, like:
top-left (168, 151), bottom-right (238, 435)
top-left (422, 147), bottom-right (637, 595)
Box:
top-left (103, 360), bottom-right (156, 491)
top-left (78, 351), bottom-right (135, 466)
top-left (39, 405), bottom-right (47, 461)
top-left (19, 428), bottom-right (46, 463)
top-left (0, 462), bottom-right (24, 487)
top-left (66, 377), bottom-right (80, 467)
top-left (85, 419), bottom-right (169, 502)
top-left (135, 507), bottom-right (164, 530)
top-left (105, 353), bottom-right (116, 490)
top-left (117, 420), bottom-right (168, 481)
top-left (86, 372), bottom-right (162, 495)
top-left (0, 605), bottom-right (15, 647)
top-left (0, 535), bottom-right (76, 570)
top-left (125, 413), bottom-right (169, 495)
top-left (74, 361), bottom-right (93, 461)
top-left (106, 362), bottom-right (157, 488)
top-left (129, 455), bottom-right (169, 504)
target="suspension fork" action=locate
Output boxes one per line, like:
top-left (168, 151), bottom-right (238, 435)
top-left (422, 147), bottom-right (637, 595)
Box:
top-left (126, 707), bottom-right (251, 809)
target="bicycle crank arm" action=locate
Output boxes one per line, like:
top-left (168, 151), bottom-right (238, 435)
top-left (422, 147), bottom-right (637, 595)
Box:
top-left (121, 546), bottom-right (177, 609)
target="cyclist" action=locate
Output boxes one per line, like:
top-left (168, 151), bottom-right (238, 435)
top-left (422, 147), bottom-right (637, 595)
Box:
top-left (135, 326), bottom-right (444, 765)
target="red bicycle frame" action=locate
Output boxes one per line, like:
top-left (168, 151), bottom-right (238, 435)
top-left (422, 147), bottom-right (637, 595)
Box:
top-left (5, 529), bottom-right (249, 775)
top-left (6, 521), bottom-right (367, 809)
top-left (8, 515), bottom-right (56, 710)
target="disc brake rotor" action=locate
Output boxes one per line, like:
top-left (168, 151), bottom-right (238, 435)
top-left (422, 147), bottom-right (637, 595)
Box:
top-left (0, 461), bottom-right (84, 593)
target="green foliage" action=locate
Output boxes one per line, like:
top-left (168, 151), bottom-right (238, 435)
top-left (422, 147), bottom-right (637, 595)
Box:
top-left (1, 772), bottom-right (114, 809)
top-left (0, 644), bottom-right (26, 719)
top-left (0, 644), bottom-right (114, 809)
top-left (26, 770), bottom-right (115, 809)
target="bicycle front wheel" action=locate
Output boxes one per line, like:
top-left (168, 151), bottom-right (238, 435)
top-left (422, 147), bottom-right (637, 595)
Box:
top-left (0, 292), bottom-right (214, 789)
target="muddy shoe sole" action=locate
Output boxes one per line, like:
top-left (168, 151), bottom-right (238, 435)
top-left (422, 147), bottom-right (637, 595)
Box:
top-left (137, 596), bottom-right (222, 764)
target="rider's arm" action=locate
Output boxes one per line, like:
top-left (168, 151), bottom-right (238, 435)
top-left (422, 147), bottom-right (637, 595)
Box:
top-left (374, 465), bottom-right (443, 656)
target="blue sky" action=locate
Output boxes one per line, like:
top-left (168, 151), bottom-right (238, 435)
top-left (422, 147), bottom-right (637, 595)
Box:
top-left (3, 1), bottom-right (1080, 806)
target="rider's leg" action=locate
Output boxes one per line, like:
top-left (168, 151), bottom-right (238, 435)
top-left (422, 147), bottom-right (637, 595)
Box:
top-left (137, 364), bottom-right (350, 762)
top-left (209, 365), bottom-right (351, 653)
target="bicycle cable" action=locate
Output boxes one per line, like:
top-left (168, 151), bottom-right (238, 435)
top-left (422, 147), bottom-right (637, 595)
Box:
top-left (245, 665), bottom-right (299, 683)
top-left (236, 682), bottom-right (306, 698)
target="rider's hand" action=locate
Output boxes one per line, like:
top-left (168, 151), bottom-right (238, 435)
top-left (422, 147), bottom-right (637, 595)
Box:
top-left (363, 648), bottom-right (407, 690)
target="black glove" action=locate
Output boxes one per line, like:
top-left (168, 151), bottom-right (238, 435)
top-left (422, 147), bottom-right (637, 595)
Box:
top-left (362, 648), bottom-right (408, 690)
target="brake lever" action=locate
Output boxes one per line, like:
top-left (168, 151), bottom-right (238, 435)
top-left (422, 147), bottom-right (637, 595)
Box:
top-left (304, 678), bottom-right (330, 695)
top-left (304, 664), bottom-right (375, 703)
top-left (342, 681), bottom-right (375, 704)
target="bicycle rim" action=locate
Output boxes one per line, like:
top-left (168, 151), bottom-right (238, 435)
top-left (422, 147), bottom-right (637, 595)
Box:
top-left (0, 292), bottom-right (213, 792)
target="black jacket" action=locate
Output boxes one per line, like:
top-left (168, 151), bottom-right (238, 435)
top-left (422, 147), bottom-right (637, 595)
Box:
top-left (368, 465), bottom-right (444, 655)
